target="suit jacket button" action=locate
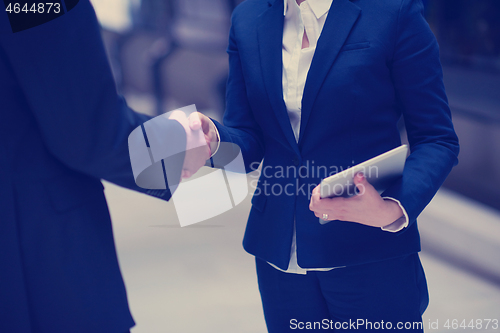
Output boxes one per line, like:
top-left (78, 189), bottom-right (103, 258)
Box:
top-left (293, 157), bottom-right (300, 166)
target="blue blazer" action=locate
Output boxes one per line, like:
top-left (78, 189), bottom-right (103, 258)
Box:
top-left (0, 1), bottom-right (184, 332)
top-left (214, 0), bottom-right (459, 270)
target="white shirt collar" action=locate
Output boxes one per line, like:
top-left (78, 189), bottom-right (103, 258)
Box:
top-left (283, 0), bottom-right (333, 19)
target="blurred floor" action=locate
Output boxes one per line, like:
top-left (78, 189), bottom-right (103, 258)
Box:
top-left (105, 176), bottom-right (500, 333)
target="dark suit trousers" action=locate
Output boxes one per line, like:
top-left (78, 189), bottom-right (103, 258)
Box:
top-left (256, 253), bottom-right (429, 332)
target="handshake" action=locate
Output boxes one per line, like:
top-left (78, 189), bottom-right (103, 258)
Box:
top-left (129, 106), bottom-right (248, 226)
top-left (168, 110), bottom-right (219, 180)
top-left (128, 106), bottom-right (222, 193)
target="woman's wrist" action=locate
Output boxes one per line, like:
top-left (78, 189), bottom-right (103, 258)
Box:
top-left (382, 199), bottom-right (405, 227)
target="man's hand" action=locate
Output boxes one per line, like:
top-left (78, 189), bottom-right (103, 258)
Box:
top-left (188, 112), bottom-right (219, 155)
top-left (309, 173), bottom-right (404, 228)
top-left (168, 111), bottom-right (210, 179)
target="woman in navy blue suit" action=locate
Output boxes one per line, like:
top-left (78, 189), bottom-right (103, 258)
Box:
top-left (194, 0), bottom-right (459, 331)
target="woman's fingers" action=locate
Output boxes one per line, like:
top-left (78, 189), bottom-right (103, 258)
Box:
top-left (353, 172), bottom-right (377, 197)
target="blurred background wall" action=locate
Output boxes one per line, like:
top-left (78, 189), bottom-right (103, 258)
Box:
top-left (92, 0), bottom-right (243, 118)
top-left (424, 0), bottom-right (500, 212)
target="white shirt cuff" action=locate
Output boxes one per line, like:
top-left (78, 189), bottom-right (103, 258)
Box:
top-left (380, 197), bottom-right (409, 233)
top-left (208, 119), bottom-right (221, 158)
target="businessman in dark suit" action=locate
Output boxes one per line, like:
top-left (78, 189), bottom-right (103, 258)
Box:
top-left (0, 1), bottom-right (209, 332)
top-left (193, 0), bottom-right (460, 331)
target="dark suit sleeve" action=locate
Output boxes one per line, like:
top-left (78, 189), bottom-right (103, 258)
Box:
top-left (0, 0), bottom-right (184, 199)
top-left (382, 0), bottom-right (460, 229)
top-left (212, 13), bottom-right (265, 173)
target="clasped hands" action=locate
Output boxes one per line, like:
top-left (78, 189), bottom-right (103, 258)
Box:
top-left (168, 111), bottom-right (402, 228)
top-left (168, 111), bottom-right (218, 179)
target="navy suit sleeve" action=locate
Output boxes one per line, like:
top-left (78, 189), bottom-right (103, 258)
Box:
top-left (0, 0), bottom-right (185, 199)
top-left (213, 15), bottom-right (265, 173)
top-left (382, 0), bottom-right (459, 228)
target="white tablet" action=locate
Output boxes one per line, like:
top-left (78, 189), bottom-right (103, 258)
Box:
top-left (320, 144), bottom-right (409, 199)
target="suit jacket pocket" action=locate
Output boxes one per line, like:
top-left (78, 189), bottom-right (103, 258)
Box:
top-left (251, 192), bottom-right (267, 213)
top-left (340, 41), bottom-right (370, 52)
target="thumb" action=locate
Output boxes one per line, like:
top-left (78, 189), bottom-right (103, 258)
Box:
top-left (353, 172), bottom-right (373, 196)
top-left (188, 113), bottom-right (201, 131)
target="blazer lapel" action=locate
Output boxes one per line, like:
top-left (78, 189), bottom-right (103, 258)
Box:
top-left (257, 0), bottom-right (301, 156)
top-left (298, 0), bottom-right (361, 145)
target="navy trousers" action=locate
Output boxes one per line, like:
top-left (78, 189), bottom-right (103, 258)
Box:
top-left (256, 253), bottom-right (429, 332)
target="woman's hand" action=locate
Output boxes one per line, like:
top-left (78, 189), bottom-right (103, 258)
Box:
top-left (188, 112), bottom-right (219, 156)
top-left (168, 110), bottom-right (210, 179)
top-left (309, 173), bottom-right (404, 228)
